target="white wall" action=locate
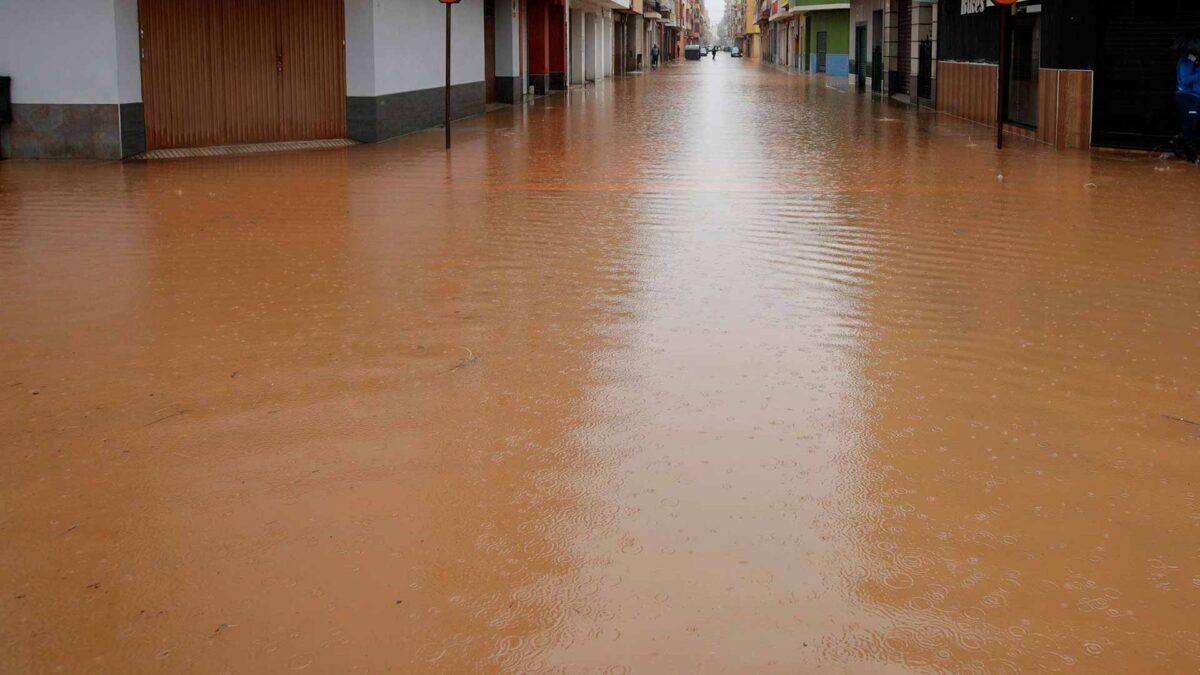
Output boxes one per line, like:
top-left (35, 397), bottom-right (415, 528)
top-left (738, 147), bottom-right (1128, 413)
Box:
top-left (114, 0), bottom-right (141, 103)
top-left (495, 0), bottom-right (520, 78)
top-left (345, 0), bottom-right (377, 96)
top-left (2, 0), bottom-right (487, 105)
top-left (0, 0), bottom-right (121, 103)
top-left (371, 0), bottom-right (485, 96)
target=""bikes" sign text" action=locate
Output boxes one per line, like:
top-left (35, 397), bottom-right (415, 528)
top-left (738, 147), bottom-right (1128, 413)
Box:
top-left (961, 0), bottom-right (987, 14)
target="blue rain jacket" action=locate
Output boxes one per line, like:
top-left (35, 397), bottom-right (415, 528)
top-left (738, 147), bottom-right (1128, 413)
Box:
top-left (1179, 55), bottom-right (1200, 97)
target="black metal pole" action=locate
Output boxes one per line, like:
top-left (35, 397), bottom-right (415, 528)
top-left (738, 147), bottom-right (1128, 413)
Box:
top-left (445, 2), bottom-right (452, 150)
top-left (996, 4), bottom-right (1010, 150)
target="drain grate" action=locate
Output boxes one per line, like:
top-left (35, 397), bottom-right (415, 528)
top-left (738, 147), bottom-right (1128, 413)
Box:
top-left (130, 138), bottom-right (357, 160)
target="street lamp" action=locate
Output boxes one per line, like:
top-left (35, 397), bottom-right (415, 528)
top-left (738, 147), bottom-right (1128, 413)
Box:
top-left (440, 0), bottom-right (463, 149)
top-left (993, 0), bottom-right (1016, 149)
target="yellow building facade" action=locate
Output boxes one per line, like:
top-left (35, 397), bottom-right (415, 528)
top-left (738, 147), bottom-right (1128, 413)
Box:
top-left (743, 0), bottom-right (760, 59)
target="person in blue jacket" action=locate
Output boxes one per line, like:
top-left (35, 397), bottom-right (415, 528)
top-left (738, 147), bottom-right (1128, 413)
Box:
top-left (1175, 41), bottom-right (1200, 161)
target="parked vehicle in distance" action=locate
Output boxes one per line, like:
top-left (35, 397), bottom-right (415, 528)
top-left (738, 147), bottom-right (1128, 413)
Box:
top-left (700, 46), bottom-right (708, 57)
top-left (685, 44), bottom-right (701, 60)
top-left (731, 47), bottom-right (742, 58)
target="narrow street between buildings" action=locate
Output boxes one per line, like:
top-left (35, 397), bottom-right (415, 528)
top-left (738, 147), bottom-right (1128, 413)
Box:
top-left (3, 58), bottom-right (1200, 673)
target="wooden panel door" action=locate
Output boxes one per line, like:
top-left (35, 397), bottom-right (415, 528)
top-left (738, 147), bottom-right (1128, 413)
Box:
top-left (140, 0), bottom-right (346, 150)
top-left (278, 0), bottom-right (347, 140)
top-left (140, 0), bottom-right (226, 149)
top-left (220, 0), bottom-right (282, 144)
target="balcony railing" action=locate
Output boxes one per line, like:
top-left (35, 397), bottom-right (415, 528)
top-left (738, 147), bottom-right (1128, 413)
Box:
top-left (646, 0), bottom-right (673, 15)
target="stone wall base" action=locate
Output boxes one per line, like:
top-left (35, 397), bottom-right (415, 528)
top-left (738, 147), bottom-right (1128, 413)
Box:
top-left (347, 81), bottom-right (486, 144)
top-left (1, 103), bottom-right (149, 160)
top-left (495, 76), bottom-right (522, 104)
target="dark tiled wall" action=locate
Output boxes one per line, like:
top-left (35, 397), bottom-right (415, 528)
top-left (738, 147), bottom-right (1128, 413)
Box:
top-left (1, 104), bottom-right (125, 159)
top-left (3, 81), bottom-right (484, 157)
top-left (119, 102), bottom-right (146, 157)
top-left (347, 81), bottom-right (485, 144)
top-left (495, 76), bottom-right (521, 104)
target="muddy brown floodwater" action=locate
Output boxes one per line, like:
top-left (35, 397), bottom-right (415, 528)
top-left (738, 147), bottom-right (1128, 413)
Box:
top-left (3, 59), bottom-right (1200, 674)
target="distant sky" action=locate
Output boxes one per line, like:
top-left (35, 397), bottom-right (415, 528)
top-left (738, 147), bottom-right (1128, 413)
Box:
top-left (706, 0), bottom-right (724, 25)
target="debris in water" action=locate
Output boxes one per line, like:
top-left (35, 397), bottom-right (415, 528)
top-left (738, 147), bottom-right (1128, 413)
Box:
top-left (144, 409), bottom-right (189, 427)
top-left (446, 347), bottom-right (478, 373)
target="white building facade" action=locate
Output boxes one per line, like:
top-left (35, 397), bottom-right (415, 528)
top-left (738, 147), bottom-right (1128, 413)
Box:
top-left (0, 0), bottom-right (628, 159)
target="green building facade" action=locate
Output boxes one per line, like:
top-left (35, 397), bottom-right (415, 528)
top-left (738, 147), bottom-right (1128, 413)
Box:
top-left (794, 2), bottom-right (850, 77)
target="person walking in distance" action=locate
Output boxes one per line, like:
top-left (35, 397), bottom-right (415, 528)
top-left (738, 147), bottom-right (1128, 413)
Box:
top-left (651, 44), bottom-right (660, 70)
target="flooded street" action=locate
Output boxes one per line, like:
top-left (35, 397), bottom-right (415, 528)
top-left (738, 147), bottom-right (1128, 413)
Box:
top-left (3, 59), bottom-right (1200, 673)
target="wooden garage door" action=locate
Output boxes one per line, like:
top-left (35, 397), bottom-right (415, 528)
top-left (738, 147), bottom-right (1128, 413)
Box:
top-left (140, 0), bottom-right (346, 150)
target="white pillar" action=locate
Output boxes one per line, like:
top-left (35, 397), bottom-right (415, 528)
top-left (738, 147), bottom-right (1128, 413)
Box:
top-left (584, 13), bottom-right (598, 82)
top-left (634, 16), bottom-right (645, 71)
top-left (604, 12), bottom-right (613, 77)
top-left (494, 0), bottom-right (522, 102)
top-left (344, 0), bottom-right (376, 98)
top-left (569, 8), bottom-right (585, 84)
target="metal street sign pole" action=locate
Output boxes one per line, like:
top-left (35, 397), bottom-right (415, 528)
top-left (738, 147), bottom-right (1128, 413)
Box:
top-left (441, 0), bottom-right (461, 149)
top-left (995, 0), bottom-right (1015, 149)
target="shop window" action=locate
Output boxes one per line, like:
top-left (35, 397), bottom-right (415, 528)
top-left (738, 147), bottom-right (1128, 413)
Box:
top-left (1007, 13), bottom-right (1041, 128)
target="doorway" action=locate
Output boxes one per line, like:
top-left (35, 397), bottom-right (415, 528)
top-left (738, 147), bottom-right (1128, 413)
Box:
top-left (917, 36), bottom-right (932, 101)
top-left (485, 0), bottom-right (496, 103)
top-left (1007, 12), bottom-right (1040, 128)
top-left (1093, 0), bottom-right (1200, 147)
top-left (855, 24), bottom-right (867, 90)
top-left (895, 0), bottom-right (911, 95)
top-left (871, 10), bottom-right (883, 92)
top-left (793, 25), bottom-right (800, 69)
top-left (816, 31), bottom-right (828, 73)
